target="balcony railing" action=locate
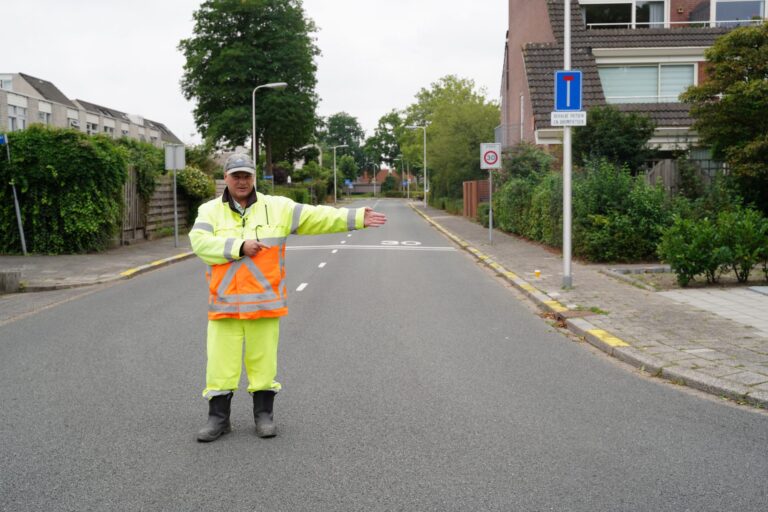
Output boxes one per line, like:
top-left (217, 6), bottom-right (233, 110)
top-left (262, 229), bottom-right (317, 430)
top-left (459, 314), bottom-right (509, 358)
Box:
top-left (586, 18), bottom-right (765, 29)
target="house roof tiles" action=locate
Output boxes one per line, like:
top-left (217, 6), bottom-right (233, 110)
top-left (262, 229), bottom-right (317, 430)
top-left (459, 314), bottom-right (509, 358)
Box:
top-left (522, 0), bottom-right (731, 130)
top-left (18, 73), bottom-right (77, 109)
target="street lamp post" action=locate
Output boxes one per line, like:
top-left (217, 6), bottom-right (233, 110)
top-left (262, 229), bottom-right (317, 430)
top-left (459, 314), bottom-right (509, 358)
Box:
top-left (406, 124), bottom-right (427, 206)
top-left (394, 154), bottom-right (404, 194)
top-left (332, 144), bottom-right (348, 205)
top-left (252, 82), bottom-right (287, 192)
top-left (370, 161), bottom-right (378, 197)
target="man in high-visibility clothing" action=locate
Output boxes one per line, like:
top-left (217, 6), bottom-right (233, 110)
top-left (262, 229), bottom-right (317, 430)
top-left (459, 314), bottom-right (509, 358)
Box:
top-left (190, 153), bottom-right (386, 442)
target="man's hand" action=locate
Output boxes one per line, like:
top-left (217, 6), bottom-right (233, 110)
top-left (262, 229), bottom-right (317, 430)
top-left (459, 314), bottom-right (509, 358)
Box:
top-left (242, 239), bottom-right (270, 257)
top-left (363, 207), bottom-right (387, 228)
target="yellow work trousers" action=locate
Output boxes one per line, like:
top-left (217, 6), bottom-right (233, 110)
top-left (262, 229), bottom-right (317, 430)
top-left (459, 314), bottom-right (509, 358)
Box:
top-left (203, 317), bottom-right (282, 399)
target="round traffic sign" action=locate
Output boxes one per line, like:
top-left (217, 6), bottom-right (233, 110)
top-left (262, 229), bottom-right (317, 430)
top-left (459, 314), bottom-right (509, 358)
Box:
top-left (483, 150), bottom-right (499, 166)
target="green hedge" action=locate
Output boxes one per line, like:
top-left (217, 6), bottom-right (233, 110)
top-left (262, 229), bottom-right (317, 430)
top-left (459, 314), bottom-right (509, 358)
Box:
top-left (0, 126), bottom-right (127, 254)
top-left (658, 207), bottom-right (768, 285)
top-left (492, 159), bottom-right (672, 262)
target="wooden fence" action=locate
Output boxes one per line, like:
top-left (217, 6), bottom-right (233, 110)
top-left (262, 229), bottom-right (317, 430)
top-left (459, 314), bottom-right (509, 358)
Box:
top-left (462, 179), bottom-right (490, 219)
top-left (120, 174), bottom-right (190, 244)
top-left (645, 159), bottom-right (726, 195)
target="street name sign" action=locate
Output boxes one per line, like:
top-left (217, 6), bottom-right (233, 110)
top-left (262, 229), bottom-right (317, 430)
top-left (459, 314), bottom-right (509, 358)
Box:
top-left (480, 143), bottom-right (502, 170)
top-left (551, 111), bottom-right (587, 126)
top-left (554, 70), bottom-right (582, 111)
top-left (0, 134), bottom-right (7, 145)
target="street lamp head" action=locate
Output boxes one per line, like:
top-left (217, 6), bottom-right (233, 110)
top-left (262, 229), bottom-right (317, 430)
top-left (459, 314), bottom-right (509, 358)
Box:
top-left (333, 144), bottom-right (349, 150)
top-left (263, 82), bottom-right (288, 90)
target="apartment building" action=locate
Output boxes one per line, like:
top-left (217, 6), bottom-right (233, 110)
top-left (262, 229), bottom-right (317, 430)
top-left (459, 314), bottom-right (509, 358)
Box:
top-left (0, 72), bottom-right (181, 146)
top-left (499, 0), bottom-right (766, 151)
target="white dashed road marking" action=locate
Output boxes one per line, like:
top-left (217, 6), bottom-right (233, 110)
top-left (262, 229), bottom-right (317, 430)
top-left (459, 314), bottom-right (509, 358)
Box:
top-left (318, 262), bottom-right (326, 268)
top-left (296, 283), bottom-right (308, 292)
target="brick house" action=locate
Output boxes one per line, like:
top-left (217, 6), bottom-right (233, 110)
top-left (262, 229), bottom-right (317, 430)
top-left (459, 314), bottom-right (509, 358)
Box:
top-left (498, 0), bottom-right (766, 152)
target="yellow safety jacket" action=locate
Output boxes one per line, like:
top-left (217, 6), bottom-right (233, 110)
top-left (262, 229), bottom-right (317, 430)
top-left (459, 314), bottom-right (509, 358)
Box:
top-left (190, 189), bottom-right (365, 320)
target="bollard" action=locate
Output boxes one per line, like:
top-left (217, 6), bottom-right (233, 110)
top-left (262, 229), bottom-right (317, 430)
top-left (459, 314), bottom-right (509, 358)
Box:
top-left (0, 270), bottom-right (22, 293)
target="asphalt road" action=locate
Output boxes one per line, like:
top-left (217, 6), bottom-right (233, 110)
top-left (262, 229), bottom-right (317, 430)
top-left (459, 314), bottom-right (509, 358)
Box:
top-left (1, 199), bottom-right (766, 511)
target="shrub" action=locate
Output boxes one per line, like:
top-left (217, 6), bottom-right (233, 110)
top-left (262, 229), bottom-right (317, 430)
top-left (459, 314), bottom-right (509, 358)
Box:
top-left (477, 202), bottom-right (490, 227)
top-left (528, 173), bottom-right (563, 246)
top-left (116, 138), bottom-right (164, 202)
top-left (716, 207), bottom-right (768, 283)
top-left (574, 160), bottom-right (671, 262)
top-left (0, 126), bottom-right (126, 254)
top-left (494, 177), bottom-right (536, 235)
top-left (658, 216), bottom-right (725, 286)
top-left (501, 142), bottom-right (554, 182)
top-left (573, 105), bottom-right (656, 173)
top-left (177, 165), bottom-right (215, 200)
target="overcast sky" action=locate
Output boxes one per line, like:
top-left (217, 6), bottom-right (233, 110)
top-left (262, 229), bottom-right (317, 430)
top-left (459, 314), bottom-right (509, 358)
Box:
top-left (5, 0), bottom-right (507, 144)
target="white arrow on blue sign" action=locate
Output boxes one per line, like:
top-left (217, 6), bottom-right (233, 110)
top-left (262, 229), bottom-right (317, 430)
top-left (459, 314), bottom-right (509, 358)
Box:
top-left (0, 134), bottom-right (7, 145)
top-left (554, 70), bottom-right (583, 111)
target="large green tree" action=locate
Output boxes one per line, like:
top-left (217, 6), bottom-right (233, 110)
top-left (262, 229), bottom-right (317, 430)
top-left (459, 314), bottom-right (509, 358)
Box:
top-left (401, 75), bottom-right (500, 199)
top-left (363, 109), bottom-right (403, 167)
top-left (179, 0), bottom-right (319, 173)
top-left (681, 22), bottom-right (768, 212)
top-left (317, 112), bottom-right (366, 167)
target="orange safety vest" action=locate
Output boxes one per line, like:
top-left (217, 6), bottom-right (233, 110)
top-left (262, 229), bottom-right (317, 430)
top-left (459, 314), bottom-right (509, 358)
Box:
top-left (206, 243), bottom-right (289, 320)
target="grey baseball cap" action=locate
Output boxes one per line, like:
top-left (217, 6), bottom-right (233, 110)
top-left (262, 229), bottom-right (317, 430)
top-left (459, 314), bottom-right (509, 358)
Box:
top-left (224, 153), bottom-right (255, 175)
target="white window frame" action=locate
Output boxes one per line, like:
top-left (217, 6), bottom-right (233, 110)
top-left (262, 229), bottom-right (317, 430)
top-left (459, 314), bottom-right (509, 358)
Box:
top-left (0, 74), bottom-right (12, 90)
top-left (8, 105), bottom-right (27, 131)
top-left (598, 62), bottom-right (698, 103)
top-left (579, 0), bottom-right (671, 28)
top-left (37, 111), bottom-right (52, 125)
top-left (709, 0), bottom-right (767, 27)
top-left (86, 122), bottom-right (99, 135)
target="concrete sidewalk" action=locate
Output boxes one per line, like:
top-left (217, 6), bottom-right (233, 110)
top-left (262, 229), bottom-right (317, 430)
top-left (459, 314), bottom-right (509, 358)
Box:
top-left (0, 237), bottom-right (193, 292)
top-left (1, 203), bottom-right (767, 408)
top-left (412, 203), bottom-right (768, 409)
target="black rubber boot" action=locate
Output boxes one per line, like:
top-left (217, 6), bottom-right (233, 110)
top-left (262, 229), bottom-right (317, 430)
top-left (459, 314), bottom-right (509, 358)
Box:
top-left (252, 390), bottom-right (277, 438)
top-left (196, 393), bottom-right (233, 442)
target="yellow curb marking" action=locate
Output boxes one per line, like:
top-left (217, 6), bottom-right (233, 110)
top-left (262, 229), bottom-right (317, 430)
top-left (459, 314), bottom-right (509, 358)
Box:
top-left (587, 329), bottom-right (630, 347)
top-left (543, 300), bottom-right (568, 313)
top-left (519, 283), bottom-right (537, 293)
top-left (120, 269), bottom-right (139, 277)
top-left (504, 271), bottom-right (519, 279)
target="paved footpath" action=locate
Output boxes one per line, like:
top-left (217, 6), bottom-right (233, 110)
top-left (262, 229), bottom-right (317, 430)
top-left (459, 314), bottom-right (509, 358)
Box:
top-left (412, 203), bottom-right (768, 409)
top-left (1, 202), bottom-right (767, 409)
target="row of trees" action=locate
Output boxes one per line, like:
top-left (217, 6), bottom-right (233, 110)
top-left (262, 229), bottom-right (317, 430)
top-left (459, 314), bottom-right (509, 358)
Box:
top-left (178, 0), bottom-right (499, 193)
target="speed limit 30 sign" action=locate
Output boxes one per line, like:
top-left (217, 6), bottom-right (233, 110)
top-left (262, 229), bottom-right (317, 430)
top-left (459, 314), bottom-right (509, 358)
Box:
top-left (480, 143), bottom-right (502, 170)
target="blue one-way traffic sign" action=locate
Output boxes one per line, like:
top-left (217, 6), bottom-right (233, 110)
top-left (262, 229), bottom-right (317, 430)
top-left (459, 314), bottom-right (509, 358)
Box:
top-left (554, 70), bottom-right (582, 111)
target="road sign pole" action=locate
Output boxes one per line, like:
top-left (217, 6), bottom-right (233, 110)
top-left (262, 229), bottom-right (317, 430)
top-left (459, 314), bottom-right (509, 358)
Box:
top-left (489, 169), bottom-right (493, 245)
top-left (2, 135), bottom-right (27, 255)
top-left (562, 0), bottom-right (573, 289)
top-left (165, 144), bottom-right (185, 248)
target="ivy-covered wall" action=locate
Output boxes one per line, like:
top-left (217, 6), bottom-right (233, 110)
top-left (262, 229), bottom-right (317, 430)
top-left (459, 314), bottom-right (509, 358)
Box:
top-left (0, 126), bottom-right (128, 254)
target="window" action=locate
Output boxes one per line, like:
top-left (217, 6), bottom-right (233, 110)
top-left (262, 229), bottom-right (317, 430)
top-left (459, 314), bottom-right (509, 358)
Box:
top-left (0, 75), bottom-right (12, 90)
top-left (38, 111), bottom-right (52, 125)
top-left (8, 105), bottom-right (27, 131)
top-left (103, 126), bottom-right (115, 136)
top-left (86, 122), bottom-right (99, 135)
top-left (581, 0), bottom-right (666, 28)
top-left (598, 64), bottom-right (695, 103)
top-left (716, 0), bottom-right (765, 27)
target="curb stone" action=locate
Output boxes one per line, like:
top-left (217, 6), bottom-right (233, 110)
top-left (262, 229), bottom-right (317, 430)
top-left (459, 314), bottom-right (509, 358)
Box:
top-left (21, 252), bottom-right (196, 292)
top-left (410, 204), bottom-right (768, 410)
